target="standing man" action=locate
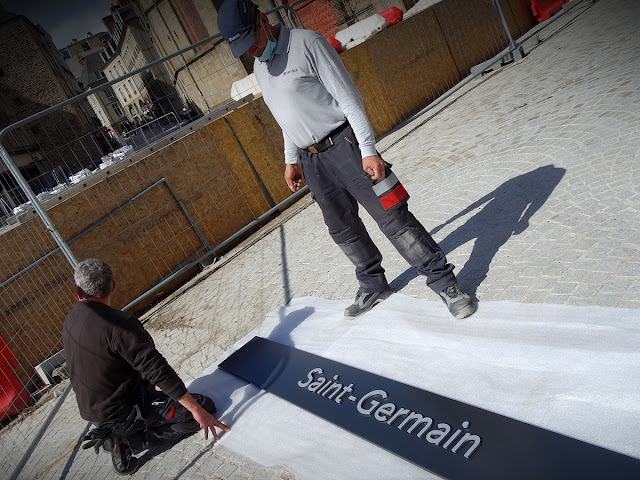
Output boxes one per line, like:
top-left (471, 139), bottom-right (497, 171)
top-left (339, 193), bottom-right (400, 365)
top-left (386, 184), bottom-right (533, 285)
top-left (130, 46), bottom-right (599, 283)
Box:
top-left (217, 0), bottom-right (475, 319)
top-left (63, 259), bottom-right (229, 475)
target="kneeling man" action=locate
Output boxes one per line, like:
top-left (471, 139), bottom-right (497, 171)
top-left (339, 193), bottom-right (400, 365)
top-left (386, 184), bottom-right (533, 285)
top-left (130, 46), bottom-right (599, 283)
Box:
top-left (63, 259), bottom-right (229, 475)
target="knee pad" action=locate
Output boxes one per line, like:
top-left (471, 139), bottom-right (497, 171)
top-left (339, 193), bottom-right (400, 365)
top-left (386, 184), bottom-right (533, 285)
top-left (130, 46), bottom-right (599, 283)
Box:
top-left (337, 234), bottom-right (382, 269)
top-left (389, 226), bottom-right (441, 267)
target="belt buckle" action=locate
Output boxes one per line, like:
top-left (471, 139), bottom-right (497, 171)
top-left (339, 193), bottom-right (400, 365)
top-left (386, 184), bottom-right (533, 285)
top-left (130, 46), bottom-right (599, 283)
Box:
top-left (308, 145), bottom-right (319, 154)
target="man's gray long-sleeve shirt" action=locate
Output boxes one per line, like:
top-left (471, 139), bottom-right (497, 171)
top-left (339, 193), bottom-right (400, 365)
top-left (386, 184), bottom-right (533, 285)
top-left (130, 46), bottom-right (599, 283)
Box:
top-left (253, 25), bottom-right (377, 164)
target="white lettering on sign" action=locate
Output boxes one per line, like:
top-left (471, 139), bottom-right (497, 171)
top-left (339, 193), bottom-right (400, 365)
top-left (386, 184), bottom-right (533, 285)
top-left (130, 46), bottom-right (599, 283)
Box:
top-left (298, 367), bottom-right (483, 459)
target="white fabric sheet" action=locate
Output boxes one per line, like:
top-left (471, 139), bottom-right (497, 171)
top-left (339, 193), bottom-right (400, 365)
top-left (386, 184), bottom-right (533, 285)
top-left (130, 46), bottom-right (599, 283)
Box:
top-left (188, 295), bottom-right (640, 479)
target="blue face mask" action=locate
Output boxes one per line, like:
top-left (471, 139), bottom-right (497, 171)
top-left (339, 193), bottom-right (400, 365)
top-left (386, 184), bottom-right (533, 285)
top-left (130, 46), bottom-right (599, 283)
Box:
top-left (256, 38), bottom-right (277, 62)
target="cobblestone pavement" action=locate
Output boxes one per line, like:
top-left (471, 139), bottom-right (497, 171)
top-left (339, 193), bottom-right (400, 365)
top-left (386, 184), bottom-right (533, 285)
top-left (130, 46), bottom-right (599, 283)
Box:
top-left (2, 0), bottom-right (639, 478)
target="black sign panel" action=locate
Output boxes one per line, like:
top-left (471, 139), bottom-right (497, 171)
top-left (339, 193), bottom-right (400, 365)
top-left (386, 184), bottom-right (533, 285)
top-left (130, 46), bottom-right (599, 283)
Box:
top-left (219, 336), bottom-right (640, 479)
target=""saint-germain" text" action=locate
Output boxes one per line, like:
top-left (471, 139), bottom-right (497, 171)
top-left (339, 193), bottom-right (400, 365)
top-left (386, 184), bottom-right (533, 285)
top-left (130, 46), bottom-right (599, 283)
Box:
top-left (298, 367), bottom-right (482, 459)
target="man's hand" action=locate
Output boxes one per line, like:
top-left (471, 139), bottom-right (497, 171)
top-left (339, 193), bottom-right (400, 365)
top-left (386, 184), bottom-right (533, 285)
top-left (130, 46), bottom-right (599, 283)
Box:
top-left (191, 406), bottom-right (230, 441)
top-left (362, 155), bottom-right (385, 180)
top-left (285, 163), bottom-right (303, 192)
top-left (179, 392), bottom-right (230, 441)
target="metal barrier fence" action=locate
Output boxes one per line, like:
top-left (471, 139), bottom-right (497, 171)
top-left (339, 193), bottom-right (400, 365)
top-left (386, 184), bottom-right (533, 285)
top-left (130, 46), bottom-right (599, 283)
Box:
top-left (0, 0), bottom-right (590, 477)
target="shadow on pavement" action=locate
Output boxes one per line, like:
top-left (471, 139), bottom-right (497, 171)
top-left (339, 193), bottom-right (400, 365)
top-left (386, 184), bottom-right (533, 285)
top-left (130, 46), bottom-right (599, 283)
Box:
top-left (187, 224), bottom-right (313, 440)
top-left (391, 165), bottom-right (566, 297)
top-left (436, 164), bottom-right (566, 295)
top-left (57, 422), bottom-right (91, 480)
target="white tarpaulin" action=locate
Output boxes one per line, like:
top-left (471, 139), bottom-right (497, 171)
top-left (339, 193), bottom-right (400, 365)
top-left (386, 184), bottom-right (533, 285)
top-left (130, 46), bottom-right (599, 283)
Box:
top-left (188, 294), bottom-right (640, 479)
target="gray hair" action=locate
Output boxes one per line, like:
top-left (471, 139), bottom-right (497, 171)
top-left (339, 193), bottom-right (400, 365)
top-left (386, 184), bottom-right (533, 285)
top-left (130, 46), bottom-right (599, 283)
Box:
top-left (74, 259), bottom-right (114, 298)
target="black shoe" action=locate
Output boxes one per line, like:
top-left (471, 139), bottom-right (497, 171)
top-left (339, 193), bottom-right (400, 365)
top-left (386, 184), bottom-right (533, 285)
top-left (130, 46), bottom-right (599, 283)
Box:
top-left (107, 437), bottom-right (139, 476)
top-left (439, 284), bottom-right (476, 319)
top-left (344, 288), bottom-right (394, 319)
top-left (195, 393), bottom-right (217, 415)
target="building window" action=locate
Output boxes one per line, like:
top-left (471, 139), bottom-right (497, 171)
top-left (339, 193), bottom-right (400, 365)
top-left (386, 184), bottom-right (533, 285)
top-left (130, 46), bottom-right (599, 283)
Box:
top-left (112, 103), bottom-right (124, 118)
top-left (104, 86), bottom-right (115, 99)
top-left (94, 70), bottom-right (105, 79)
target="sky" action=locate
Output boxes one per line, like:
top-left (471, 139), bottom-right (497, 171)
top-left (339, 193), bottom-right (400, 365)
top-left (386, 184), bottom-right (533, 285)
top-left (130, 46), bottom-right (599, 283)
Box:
top-left (1, 0), bottom-right (116, 48)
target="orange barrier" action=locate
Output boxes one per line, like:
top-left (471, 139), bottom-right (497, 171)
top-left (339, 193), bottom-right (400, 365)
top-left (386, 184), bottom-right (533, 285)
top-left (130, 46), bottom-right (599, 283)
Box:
top-left (327, 36), bottom-right (343, 54)
top-left (1, 335), bottom-right (29, 421)
top-left (530, 0), bottom-right (566, 22)
top-left (379, 6), bottom-right (404, 27)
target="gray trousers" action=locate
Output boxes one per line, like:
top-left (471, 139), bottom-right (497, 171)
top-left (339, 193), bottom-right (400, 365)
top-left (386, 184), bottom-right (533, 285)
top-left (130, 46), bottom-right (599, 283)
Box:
top-left (96, 381), bottom-right (215, 455)
top-left (299, 124), bottom-right (456, 294)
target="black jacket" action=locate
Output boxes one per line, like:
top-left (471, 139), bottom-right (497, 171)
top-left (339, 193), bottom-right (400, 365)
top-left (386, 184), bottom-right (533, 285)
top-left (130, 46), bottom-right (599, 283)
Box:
top-left (63, 300), bottom-right (187, 422)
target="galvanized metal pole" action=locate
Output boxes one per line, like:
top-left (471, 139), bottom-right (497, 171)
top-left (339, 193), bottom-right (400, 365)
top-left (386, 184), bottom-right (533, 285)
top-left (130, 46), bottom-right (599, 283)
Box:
top-left (8, 384), bottom-right (72, 480)
top-left (492, 0), bottom-right (519, 52)
top-left (0, 145), bottom-right (77, 269)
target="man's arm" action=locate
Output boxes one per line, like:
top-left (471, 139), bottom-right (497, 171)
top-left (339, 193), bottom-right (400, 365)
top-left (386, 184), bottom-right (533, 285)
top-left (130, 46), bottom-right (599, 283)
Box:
top-left (307, 36), bottom-right (377, 159)
top-left (113, 318), bottom-right (229, 440)
top-left (283, 130), bottom-right (299, 165)
top-left (113, 319), bottom-right (188, 400)
top-left (284, 130), bottom-right (304, 191)
top-left (307, 36), bottom-right (386, 179)
top-left (178, 392), bottom-right (230, 440)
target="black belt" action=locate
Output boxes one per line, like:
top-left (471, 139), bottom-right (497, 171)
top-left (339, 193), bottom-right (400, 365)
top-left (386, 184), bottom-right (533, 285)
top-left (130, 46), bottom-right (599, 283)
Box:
top-left (305, 122), bottom-right (349, 154)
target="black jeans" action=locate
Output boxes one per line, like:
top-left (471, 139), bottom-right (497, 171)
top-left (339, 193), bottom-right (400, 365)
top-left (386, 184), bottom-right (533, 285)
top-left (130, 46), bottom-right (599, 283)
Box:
top-left (95, 382), bottom-right (216, 454)
top-left (299, 125), bottom-right (455, 294)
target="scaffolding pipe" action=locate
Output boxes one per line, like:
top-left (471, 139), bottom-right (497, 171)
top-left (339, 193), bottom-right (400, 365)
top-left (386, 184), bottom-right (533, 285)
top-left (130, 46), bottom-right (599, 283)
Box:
top-left (0, 145), bottom-right (78, 269)
top-left (8, 384), bottom-right (72, 480)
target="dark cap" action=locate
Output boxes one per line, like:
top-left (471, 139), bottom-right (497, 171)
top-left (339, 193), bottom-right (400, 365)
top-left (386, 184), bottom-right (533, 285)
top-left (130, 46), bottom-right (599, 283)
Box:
top-left (217, 0), bottom-right (258, 58)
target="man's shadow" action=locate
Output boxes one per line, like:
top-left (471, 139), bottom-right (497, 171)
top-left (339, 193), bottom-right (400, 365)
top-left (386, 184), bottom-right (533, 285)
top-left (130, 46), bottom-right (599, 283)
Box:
top-left (195, 225), bottom-right (312, 424)
top-left (391, 165), bottom-right (565, 296)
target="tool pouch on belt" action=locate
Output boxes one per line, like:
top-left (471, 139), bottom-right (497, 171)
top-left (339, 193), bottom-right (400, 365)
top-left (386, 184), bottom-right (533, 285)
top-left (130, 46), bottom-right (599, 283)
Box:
top-left (372, 162), bottom-right (409, 210)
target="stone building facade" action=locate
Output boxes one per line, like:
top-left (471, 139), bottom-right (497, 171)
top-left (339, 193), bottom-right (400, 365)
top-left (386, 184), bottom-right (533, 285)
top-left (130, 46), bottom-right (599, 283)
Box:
top-left (63, 33), bottom-right (128, 137)
top-left (129, 0), bottom-right (411, 116)
top-left (132, 0), bottom-right (250, 114)
top-left (103, 2), bottom-right (185, 129)
top-left (0, 7), bottom-right (104, 210)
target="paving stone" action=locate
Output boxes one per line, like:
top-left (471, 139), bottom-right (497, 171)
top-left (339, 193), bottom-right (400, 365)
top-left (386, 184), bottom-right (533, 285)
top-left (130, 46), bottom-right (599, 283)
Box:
top-left (214, 461), bottom-right (240, 478)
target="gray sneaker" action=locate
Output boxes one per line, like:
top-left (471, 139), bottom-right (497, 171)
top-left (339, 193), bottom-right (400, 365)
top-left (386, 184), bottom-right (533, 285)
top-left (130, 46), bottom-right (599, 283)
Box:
top-left (344, 288), bottom-right (394, 319)
top-left (439, 284), bottom-right (476, 319)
